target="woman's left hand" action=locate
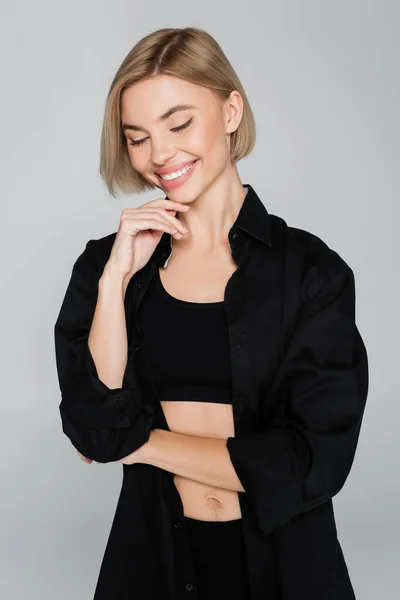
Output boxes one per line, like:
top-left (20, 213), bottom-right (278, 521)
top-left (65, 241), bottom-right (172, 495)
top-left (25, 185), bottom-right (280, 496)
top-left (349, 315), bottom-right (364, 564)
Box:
top-left (76, 435), bottom-right (151, 465)
top-left (76, 449), bottom-right (141, 464)
top-left (117, 434), bottom-right (153, 465)
top-left (116, 447), bottom-right (143, 465)
top-left (77, 450), bottom-right (95, 464)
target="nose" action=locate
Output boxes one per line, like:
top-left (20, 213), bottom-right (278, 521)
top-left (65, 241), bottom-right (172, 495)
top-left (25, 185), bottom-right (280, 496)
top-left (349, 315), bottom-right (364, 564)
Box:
top-left (151, 136), bottom-right (176, 168)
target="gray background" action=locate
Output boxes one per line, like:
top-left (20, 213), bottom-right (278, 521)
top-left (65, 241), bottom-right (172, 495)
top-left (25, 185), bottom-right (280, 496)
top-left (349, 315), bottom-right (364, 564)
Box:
top-left (1, 1), bottom-right (398, 598)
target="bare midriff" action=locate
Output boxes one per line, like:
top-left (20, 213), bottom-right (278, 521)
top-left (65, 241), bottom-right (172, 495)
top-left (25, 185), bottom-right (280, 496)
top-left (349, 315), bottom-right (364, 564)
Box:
top-left (160, 400), bottom-right (242, 521)
top-left (157, 237), bottom-right (242, 522)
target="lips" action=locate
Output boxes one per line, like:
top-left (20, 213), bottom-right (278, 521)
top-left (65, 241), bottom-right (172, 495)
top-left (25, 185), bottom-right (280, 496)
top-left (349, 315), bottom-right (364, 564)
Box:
top-left (155, 158), bottom-right (199, 190)
top-left (155, 159), bottom-right (198, 176)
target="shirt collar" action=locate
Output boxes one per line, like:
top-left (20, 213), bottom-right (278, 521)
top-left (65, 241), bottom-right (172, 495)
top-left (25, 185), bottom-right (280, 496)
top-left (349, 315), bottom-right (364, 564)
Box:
top-left (232, 183), bottom-right (272, 247)
top-left (152, 183), bottom-right (272, 266)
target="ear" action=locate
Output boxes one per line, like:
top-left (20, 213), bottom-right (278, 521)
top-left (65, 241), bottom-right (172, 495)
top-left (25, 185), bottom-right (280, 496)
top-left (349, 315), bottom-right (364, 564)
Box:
top-left (225, 90), bottom-right (244, 134)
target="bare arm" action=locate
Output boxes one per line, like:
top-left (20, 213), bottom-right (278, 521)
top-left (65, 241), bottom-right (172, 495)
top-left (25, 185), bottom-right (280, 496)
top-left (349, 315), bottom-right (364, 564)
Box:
top-left (54, 245), bottom-right (158, 463)
top-left (138, 429), bottom-right (245, 493)
top-left (88, 267), bottom-right (131, 390)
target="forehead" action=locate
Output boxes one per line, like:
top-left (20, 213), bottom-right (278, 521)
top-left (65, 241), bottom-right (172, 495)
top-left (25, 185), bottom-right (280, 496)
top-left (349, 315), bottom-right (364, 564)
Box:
top-left (121, 74), bottom-right (218, 121)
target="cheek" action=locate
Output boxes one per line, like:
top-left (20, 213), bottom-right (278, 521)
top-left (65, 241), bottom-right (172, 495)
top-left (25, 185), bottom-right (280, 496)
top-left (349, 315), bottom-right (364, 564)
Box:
top-left (194, 119), bottom-right (227, 156)
top-left (128, 149), bottom-right (146, 172)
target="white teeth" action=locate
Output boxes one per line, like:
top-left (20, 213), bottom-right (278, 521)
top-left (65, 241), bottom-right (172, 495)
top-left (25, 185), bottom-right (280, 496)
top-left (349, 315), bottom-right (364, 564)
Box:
top-left (159, 161), bottom-right (196, 180)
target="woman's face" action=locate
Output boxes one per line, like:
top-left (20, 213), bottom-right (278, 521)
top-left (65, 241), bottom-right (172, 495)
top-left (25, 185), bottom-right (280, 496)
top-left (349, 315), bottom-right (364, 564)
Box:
top-left (120, 74), bottom-right (242, 200)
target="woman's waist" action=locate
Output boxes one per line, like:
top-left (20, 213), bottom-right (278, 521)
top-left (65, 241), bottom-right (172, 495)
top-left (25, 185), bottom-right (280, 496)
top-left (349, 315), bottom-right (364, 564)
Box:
top-left (159, 399), bottom-right (236, 438)
top-left (158, 398), bottom-right (240, 521)
top-left (173, 473), bottom-right (242, 521)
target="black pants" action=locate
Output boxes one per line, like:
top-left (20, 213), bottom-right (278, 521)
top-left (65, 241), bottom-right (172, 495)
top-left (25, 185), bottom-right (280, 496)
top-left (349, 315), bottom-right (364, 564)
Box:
top-left (183, 515), bottom-right (252, 600)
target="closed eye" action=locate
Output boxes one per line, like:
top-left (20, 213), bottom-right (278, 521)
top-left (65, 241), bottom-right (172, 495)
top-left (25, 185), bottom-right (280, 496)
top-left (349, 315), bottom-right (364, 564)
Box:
top-left (128, 117), bottom-right (194, 147)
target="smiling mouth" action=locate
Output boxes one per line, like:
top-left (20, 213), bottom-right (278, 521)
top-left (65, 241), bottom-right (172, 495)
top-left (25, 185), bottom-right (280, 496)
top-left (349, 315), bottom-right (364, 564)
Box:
top-left (156, 160), bottom-right (198, 181)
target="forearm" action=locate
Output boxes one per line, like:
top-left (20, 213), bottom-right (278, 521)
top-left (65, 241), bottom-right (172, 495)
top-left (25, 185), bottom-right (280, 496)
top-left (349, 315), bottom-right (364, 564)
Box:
top-left (88, 266), bottom-right (131, 389)
top-left (140, 429), bottom-right (245, 493)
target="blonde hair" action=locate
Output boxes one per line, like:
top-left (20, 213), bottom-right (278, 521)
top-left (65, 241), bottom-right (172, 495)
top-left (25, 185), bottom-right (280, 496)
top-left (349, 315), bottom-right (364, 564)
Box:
top-left (99, 27), bottom-right (256, 197)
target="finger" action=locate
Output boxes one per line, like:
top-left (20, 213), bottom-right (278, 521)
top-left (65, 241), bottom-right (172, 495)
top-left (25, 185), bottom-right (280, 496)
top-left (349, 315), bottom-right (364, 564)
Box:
top-left (124, 209), bottom-right (189, 235)
top-left (120, 216), bottom-right (186, 238)
top-left (147, 199), bottom-right (190, 211)
top-left (122, 200), bottom-right (190, 213)
top-left (77, 451), bottom-right (92, 463)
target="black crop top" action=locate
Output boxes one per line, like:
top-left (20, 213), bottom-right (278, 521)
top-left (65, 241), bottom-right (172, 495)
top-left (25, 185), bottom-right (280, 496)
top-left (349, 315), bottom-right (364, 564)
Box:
top-left (136, 267), bottom-right (232, 404)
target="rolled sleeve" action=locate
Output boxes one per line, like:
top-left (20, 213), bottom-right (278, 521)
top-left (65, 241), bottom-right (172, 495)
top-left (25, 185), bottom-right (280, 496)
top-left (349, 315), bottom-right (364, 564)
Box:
top-left (226, 262), bottom-right (369, 536)
top-left (54, 240), bottom-right (157, 463)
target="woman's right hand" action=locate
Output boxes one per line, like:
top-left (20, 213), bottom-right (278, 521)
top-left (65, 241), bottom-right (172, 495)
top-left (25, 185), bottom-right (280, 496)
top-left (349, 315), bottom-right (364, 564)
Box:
top-left (103, 197), bottom-right (190, 286)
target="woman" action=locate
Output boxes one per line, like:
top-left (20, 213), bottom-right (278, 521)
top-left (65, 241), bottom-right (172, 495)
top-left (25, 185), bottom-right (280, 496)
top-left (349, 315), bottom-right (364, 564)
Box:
top-left (54, 27), bottom-right (369, 600)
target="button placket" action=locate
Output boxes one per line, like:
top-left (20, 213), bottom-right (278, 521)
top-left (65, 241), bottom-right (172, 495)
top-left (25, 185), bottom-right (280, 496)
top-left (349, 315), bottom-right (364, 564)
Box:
top-left (173, 520), bottom-right (183, 529)
top-left (184, 582), bottom-right (195, 592)
top-left (167, 476), bottom-right (198, 598)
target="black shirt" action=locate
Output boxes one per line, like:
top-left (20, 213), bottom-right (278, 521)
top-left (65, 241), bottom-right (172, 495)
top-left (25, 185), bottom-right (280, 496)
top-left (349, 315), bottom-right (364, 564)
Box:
top-left (54, 183), bottom-right (369, 599)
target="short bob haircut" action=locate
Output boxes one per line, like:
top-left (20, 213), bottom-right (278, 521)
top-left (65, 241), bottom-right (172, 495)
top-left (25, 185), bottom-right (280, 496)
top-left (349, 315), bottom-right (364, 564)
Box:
top-left (99, 27), bottom-right (256, 198)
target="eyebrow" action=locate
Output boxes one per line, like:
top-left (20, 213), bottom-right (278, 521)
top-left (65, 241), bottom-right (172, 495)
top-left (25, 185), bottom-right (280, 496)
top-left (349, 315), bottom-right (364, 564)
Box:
top-left (122, 104), bottom-right (196, 132)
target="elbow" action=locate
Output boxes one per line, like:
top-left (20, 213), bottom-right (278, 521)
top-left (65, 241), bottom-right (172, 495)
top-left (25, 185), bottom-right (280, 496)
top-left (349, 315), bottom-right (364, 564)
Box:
top-left (59, 404), bottom-right (116, 463)
top-left (59, 399), bottom-right (157, 463)
top-left (300, 425), bottom-right (362, 512)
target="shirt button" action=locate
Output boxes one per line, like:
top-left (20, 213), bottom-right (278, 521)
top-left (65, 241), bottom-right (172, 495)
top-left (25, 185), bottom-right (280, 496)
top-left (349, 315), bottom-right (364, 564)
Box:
top-left (137, 282), bottom-right (143, 289)
top-left (133, 345), bottom-right (141, 352)
top-left (161, 251), bottom-right (168, 258)
top-left (184, 583), bottom-right (194, 592)
top-left (173, 520), bottom-right (182, 528)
